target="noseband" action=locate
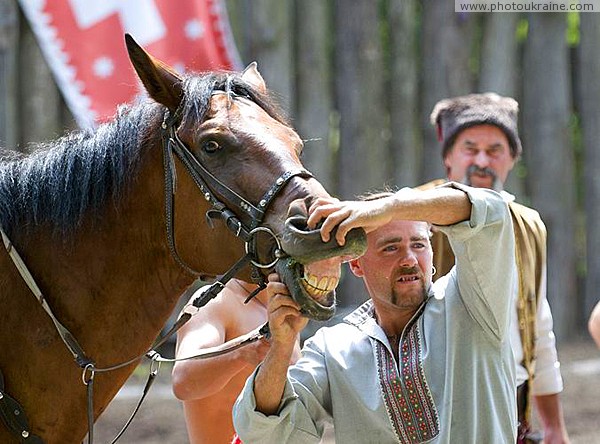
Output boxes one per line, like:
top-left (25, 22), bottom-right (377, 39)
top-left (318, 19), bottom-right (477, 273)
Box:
top-left (161, 91), bottom-right (313, 308)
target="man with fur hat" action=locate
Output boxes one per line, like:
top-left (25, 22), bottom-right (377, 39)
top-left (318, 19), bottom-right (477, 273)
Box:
top-left (422, 93), bottom-right (569, 444)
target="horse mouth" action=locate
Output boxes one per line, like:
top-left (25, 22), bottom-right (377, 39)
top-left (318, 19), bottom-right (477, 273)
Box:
top-left (275, 258), bottom-right (341, 321)
top-left (271, 213), bottom-right (367, 321)
top-left (300, 269), bottom-right (339, 304)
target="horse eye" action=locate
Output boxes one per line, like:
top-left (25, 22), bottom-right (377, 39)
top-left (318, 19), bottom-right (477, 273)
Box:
top-left (202, 140), bottom-right (221, 154)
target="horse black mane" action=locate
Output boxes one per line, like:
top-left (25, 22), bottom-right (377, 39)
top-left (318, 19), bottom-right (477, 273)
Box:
top-left (0, 71), bottom-right (287, 239)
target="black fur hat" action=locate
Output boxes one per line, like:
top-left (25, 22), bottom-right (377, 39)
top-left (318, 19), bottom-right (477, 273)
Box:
top-left (430, 92), bottom-right (522, 159)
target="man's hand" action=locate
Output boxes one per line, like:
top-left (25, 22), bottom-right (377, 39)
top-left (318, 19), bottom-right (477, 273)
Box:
top-left (253, 274), bottom-right (308, 415)
top-left (307, 196), bottom-right (397, 245)
top-left (306, 186), bottom-right (471, 246)
top-left (266, 273), bottom-right (309, 346)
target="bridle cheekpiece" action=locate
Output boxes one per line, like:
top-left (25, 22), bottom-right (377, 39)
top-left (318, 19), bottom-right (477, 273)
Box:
top-left (160, 89), bottom-right (314, 307)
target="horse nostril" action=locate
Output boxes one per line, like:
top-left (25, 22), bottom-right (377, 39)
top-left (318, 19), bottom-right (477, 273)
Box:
top-left (286, 215), bottom-right (322, 234)
top-left (281, 214), bottom-right (367, 264)
top-left (288, 215), bottom-right (307, 231)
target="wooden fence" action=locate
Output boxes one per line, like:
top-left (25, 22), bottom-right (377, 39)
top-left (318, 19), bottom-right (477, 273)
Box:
top-left (2, 0), bottom-right (599, 339)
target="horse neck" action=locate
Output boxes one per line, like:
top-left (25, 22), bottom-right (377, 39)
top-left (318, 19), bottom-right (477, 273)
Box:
top-left (17, 140), bottom-right (195, 364)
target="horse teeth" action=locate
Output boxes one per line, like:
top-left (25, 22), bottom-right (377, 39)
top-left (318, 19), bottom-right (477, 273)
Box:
top-left (318, 277), bottom-right (328, 291)
top-left (301, 272), bottom-right (339, 300)
top-left (328, 277), bottom-right (339, 291)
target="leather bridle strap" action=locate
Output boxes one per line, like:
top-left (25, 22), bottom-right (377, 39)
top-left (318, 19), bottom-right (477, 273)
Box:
top-left (150, 321), bottom-right (270, 364)
top-left (163, 108), bottom-right (313, 232)
top-left (0, 228), bottom-right (93, 370)
top-left (0, 369), bottom-right (44, 443)
top-left (161, 105), bottom-right (313, 285)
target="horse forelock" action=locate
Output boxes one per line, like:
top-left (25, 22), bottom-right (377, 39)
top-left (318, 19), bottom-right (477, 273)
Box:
top-left (180, 72), bottom-right (290, 132)
top-left (0, 102), bottom-right (161, 239)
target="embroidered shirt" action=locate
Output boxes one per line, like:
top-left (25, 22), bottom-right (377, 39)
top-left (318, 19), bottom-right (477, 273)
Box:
top-left (233, 184), bottom-right (517, 443)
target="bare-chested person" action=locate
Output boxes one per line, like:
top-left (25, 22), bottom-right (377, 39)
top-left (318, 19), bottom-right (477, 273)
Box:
top-left (171, 278), bottom-right (300, 444)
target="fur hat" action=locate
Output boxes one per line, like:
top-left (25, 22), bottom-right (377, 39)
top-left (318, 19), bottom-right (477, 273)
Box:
top-left (430, 92), bottom-right (522, 158)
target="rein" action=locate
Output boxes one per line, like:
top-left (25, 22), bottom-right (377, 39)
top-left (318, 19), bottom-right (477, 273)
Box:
top-left (0, 91), bottom-right (314, 444)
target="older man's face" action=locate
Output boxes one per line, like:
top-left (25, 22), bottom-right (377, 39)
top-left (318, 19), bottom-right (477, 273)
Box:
top-left (444, 124), bottom-right (516, 191)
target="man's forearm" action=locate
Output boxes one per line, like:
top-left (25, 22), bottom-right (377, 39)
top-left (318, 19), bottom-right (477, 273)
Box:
top-left (254, 341), bottom-right (295, 415)
top-left (391, 186), bottom-right (472, 226)
top-left (588, 302), bottom-right (600, 348)
top-left (172, 351), bottom-right (248, 400)
top-left (534, 393), bottom-right (570, 443)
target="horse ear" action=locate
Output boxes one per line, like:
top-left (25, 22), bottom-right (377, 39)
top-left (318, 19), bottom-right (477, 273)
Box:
top-left (125, 34), bottom-right (183, 112)
top-left (241, 62), bottom-right (267, 94)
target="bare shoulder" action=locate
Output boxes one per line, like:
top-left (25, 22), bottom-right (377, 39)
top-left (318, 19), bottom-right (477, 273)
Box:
top-left (177, 284), bottom-right (238, 333)
top-left (185, 281), bottom-right (265, 329)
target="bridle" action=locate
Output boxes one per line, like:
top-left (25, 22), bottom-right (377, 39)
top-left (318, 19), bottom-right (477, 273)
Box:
top-left (0, 88), bottom-right (314, 444)
top-left (161, 92), bottom-right (313, 307)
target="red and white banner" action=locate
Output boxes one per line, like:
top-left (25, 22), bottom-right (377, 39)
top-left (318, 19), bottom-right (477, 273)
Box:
top-left (18, 0), bottom-right (242, 128)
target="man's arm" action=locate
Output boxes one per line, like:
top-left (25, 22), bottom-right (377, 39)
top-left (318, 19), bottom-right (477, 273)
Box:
top-left (531, 277), bottom-right (570, 442)
top-left (534, 394), bottom-right (570, 444)
top-left (589, 301), bottom-right (600, 348)
top-left (253, 274), bottom-right (309, 414)
top-left (307, 185), bottom-right (471, 245)
top-left (171, 289), bottom-right (269, 401)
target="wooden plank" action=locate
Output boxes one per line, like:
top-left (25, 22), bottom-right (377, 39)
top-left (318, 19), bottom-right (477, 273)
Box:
top-left (389, 0), bottom-right (421, 187)
top-left (295, 0), bottom-right (334, 191)
top-left (0, 0), bottom-right (19, 149)
top-left (18, 11), bottom-right (62, 150)
top-left (578, 13), bottom-right (600, 317)
top-left (522, 13), bottom-right (577, 340)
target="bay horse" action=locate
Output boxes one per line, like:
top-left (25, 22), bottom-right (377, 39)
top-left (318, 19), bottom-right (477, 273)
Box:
top-left (0, 35), bottom-right (365, 443)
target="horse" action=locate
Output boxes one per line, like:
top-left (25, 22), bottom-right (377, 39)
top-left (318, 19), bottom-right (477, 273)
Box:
top-left (0, 35), bottom-right (365, 443)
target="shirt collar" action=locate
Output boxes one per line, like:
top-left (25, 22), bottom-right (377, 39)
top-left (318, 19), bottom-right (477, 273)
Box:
top-left (343, 289), bottom-right (435, 339)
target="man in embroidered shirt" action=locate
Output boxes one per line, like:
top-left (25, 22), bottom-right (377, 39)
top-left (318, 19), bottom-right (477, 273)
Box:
top-left (233, 184), bottom-right (517, 443)
top-left (425, 93), bottom-right (569, 444)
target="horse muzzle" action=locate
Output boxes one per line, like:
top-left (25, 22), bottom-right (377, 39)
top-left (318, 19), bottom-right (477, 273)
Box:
top-left (274, 214), bottom-right (367, 321)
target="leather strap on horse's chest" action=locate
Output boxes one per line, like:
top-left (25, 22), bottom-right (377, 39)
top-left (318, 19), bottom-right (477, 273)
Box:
top-left (0, 369), bottom-right (44, 443)
top-left (0, 227), bottom-right (93, 369)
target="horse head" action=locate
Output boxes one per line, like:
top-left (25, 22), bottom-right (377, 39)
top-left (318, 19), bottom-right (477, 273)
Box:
top-left (126, 35), bottom-right (366, 320)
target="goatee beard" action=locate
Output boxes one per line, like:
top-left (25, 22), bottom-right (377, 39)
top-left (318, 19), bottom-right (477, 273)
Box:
top-left (390, 266), bottom-right (427, 305)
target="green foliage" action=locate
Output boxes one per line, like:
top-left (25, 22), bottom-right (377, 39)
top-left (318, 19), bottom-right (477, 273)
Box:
top-left (515, 13), bottom-right (579, 46)
top-left (516, 17), bottom-right (528, 42)
top-left (570, 112), bottom-right (583, 205)
top-left (566, 11), bottom-right (580, 46)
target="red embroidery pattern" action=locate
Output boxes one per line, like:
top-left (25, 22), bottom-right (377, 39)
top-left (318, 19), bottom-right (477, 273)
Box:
top-left (376, 323), bottom-right (439, 443)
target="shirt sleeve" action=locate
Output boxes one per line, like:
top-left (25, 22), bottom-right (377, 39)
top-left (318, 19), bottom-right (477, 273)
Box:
top-left (531, 265), bottom-right (564, 395)
top-left (232, 334), bottom-right (331, 444)
top-left (435, 182), bottom-right (516, 342)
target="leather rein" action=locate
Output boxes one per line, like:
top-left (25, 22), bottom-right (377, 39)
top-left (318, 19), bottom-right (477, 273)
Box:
top-left (0, 90), bottom-right (313, 444)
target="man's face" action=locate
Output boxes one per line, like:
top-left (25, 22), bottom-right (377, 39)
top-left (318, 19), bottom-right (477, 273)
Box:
top-left (349, 220), bottom-right (432, 311)
top-left (444, 124), bottom-right (516, 191)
